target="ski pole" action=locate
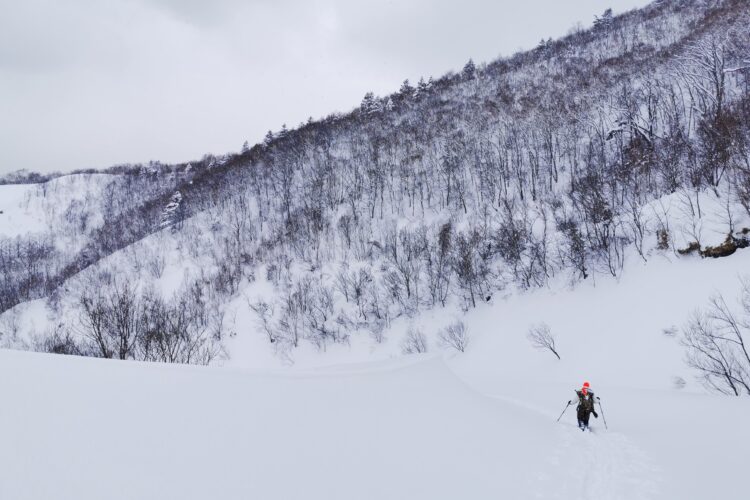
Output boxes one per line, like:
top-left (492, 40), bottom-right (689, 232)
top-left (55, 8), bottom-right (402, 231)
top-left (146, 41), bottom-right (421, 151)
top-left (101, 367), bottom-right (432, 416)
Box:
top-left (556, 400), bottom-right (572, 422)
top-left (596, 396), bottom-right (608, 429)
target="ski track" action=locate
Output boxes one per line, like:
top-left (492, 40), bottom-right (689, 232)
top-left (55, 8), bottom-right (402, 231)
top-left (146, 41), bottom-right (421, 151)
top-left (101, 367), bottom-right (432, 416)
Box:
top-left (534, 423), bottom-right (660, 500)
top-left (489, 394), bottom-right (661, 499)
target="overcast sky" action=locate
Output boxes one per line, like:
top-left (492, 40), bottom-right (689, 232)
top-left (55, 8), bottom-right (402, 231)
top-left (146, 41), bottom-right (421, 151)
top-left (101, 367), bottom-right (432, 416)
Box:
top-left (0, 0), bottom-right (652, 175)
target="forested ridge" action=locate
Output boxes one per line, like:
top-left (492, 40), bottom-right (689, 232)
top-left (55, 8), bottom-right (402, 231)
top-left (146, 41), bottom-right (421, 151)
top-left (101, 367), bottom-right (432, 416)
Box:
top-left (2, 0), bottom-right (750, 365)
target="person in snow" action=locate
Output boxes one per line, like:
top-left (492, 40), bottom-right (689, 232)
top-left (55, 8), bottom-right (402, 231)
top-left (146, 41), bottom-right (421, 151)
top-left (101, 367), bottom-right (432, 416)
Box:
top-left (575, 381), bottom-right (598, 430)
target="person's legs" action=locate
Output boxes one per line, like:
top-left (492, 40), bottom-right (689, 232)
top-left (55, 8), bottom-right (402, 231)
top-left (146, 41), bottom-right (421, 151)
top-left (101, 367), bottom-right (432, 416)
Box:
top-left (577, 407), bottom-right (586, 429)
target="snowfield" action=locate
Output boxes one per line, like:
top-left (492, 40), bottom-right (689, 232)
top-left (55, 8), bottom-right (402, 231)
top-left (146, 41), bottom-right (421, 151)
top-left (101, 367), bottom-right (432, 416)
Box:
top-left (2, 246), bottom-right (750, 500)
top-left (2, 347), bottom-right (748, 500)
top-left (0, 174), bottom-right (112, 239)
top-left (1, 351), bottom-right (551, 500)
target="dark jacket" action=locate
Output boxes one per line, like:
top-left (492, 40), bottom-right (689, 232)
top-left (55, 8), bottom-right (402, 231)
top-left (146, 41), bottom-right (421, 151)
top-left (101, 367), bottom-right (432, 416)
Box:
top-left (575, 389), bottom-right (595, 413)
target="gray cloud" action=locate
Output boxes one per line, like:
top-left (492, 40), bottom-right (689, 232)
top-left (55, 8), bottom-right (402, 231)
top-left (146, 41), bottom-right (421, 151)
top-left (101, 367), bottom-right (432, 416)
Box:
top-left (0, 0), bottom-right (651, 174)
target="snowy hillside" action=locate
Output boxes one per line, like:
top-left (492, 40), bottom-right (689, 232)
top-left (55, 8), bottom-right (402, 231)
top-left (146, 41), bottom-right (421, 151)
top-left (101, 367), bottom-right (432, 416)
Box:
top-left (3, 181), bottom-right (748, 369)
top-left (3, 191), bottom-right (750, 498)
top-left (3, 1), bottom-right (749, 364)
top-left (0, 174), bottom-right (110, 239)
top-left (0, 166), bottom-right (198, 315)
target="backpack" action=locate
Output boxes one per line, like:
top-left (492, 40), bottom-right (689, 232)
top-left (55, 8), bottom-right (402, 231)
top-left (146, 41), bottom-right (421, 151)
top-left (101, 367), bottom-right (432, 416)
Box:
top-left (576, 390), bottom-right (595, 411)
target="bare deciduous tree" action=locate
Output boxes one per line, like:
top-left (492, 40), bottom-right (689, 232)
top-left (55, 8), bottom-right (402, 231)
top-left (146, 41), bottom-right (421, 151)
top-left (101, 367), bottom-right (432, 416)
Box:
top-left (249, 300), bottom-right (276, 343)
top-left (681, 279), bottom-right (750, 395)
top-left (78, 279), bottom-right (144, 360)
top-left (527, 322), bottom-right (560, 360)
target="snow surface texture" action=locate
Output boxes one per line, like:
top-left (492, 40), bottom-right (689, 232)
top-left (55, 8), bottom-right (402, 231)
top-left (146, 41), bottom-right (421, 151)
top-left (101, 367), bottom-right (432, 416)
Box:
top-left (0, 352), bottom-right (545, 500)
top-left (0, 350), bottom-right (659, 500)
top-left (2, 248), bottom-right (750, 499)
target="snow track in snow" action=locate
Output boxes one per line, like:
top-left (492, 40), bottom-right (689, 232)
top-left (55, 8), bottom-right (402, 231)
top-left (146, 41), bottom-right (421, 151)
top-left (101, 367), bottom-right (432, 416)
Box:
top-left (487, 393), bottom-right (660, 499)
top-left (542, 425), bottom-right (660, 500)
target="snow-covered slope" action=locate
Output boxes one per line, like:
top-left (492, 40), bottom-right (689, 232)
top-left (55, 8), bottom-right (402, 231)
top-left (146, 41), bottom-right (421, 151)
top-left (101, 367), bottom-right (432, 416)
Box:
top-left (0, 351), bottom-right (551, 500)
top-left (2, 338), bottom-right (748, 500)
top-left (0, 184), bottom-right (47, 237)
top-left (0, 174), bottom-right (112, 239)
top-left (449, 250), bottom-right (750, 500)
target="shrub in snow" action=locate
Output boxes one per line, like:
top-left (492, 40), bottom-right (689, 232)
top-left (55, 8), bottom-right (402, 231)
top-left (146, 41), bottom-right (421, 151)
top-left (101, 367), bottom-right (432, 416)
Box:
top-left (369, 319), bottom-right (387, 344)
top-left (401, 327), bottom-right (428, 355)
top-left (439, 320), bottom-right (469, 353)
top-left (41, 326), bottom-right (84, 356)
